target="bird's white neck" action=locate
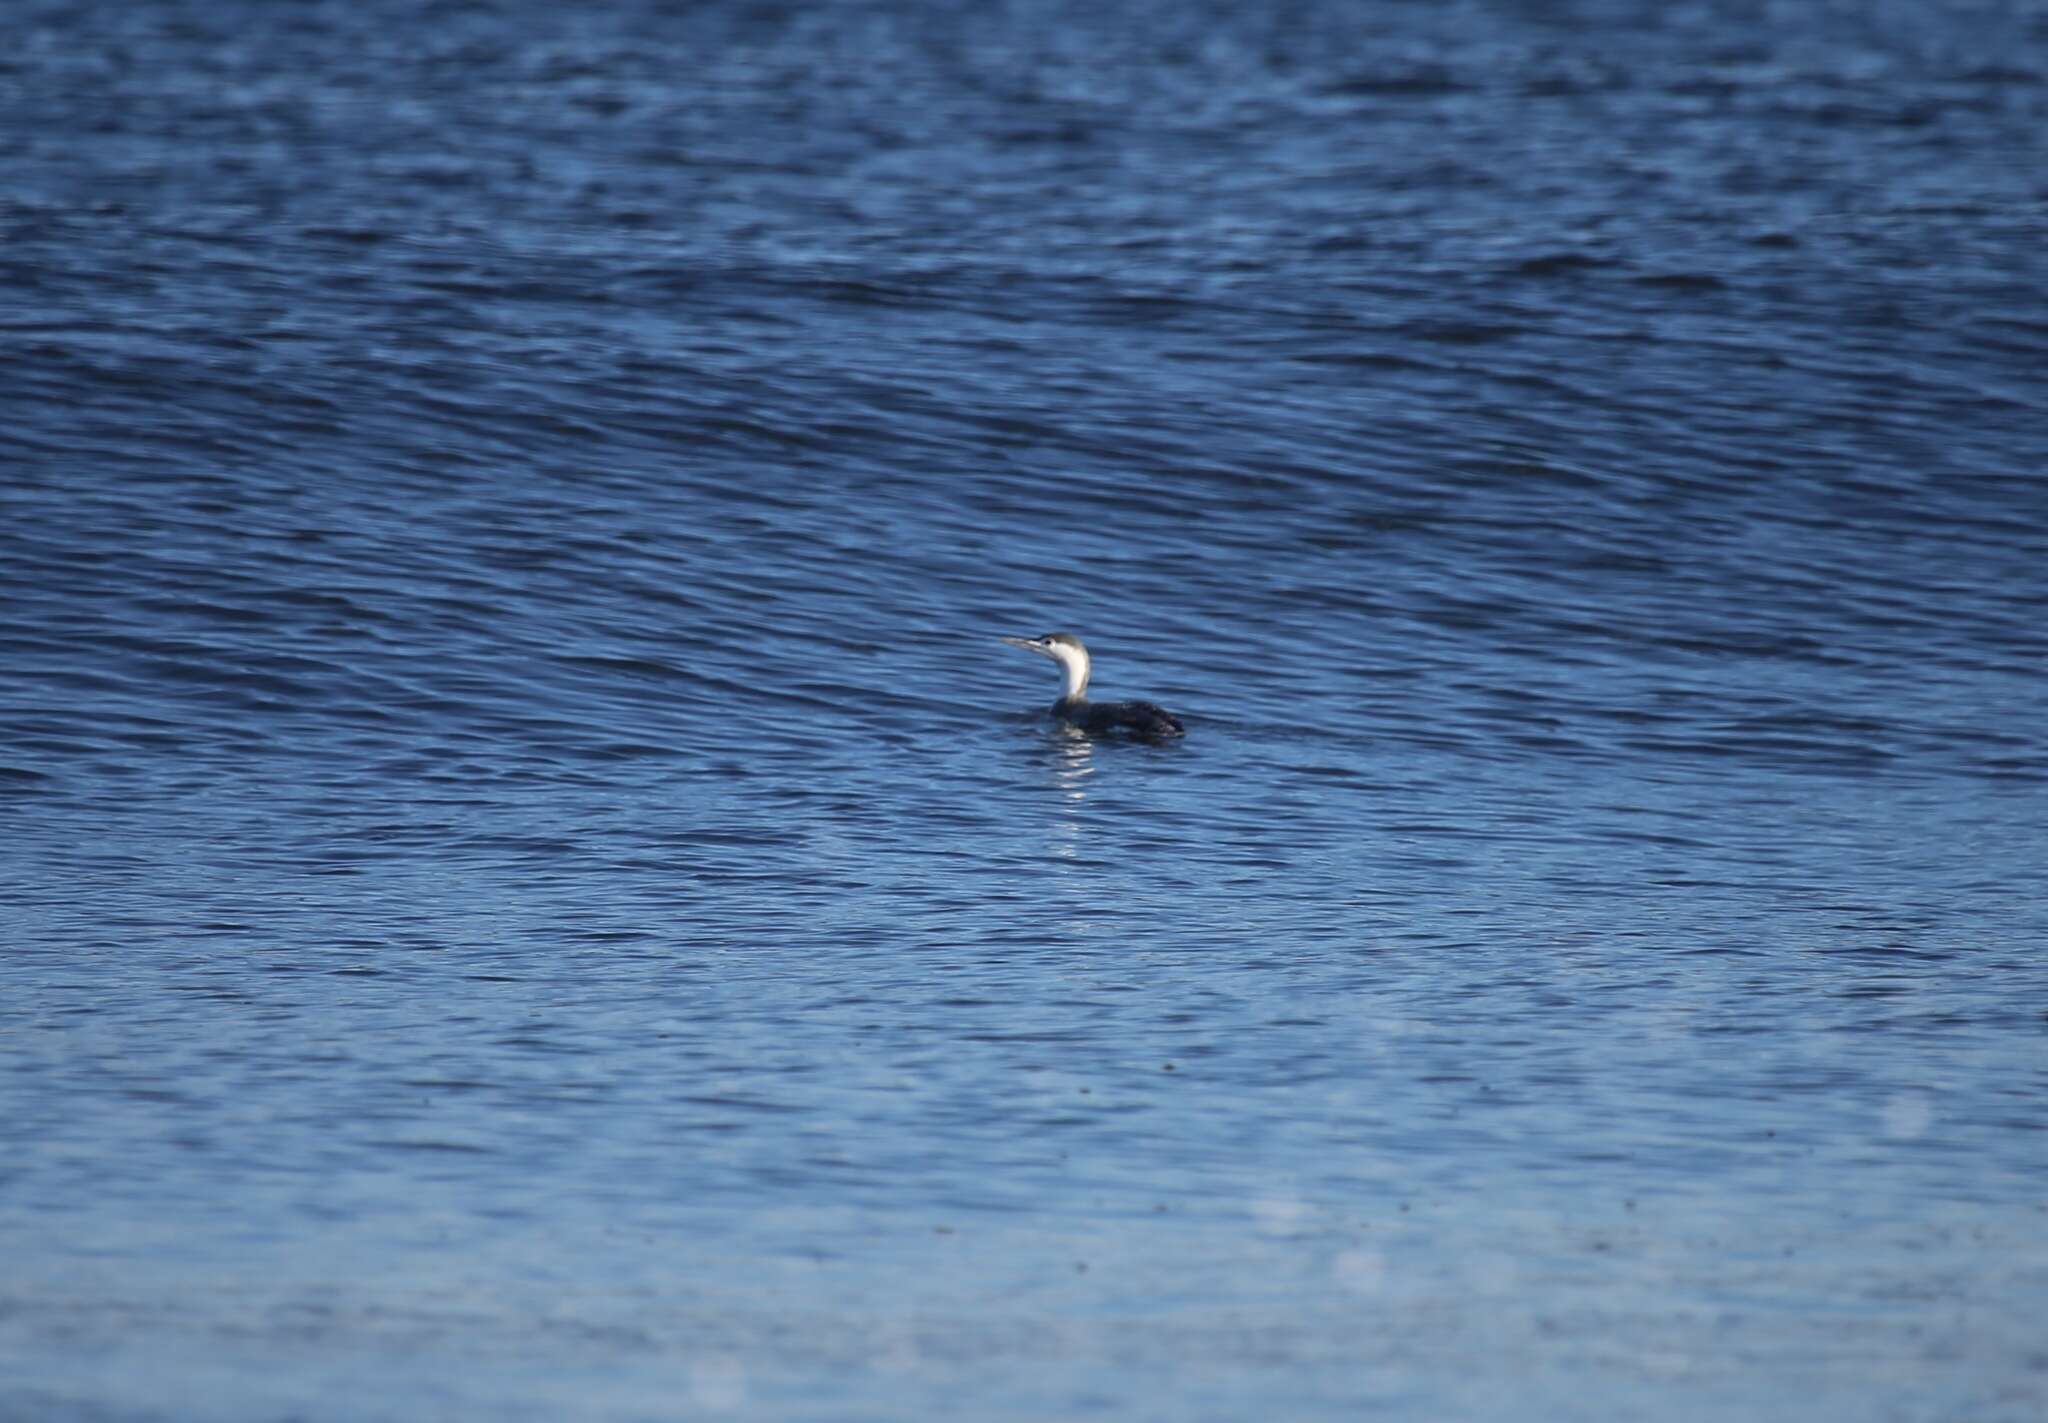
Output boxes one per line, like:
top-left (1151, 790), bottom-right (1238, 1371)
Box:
top-left (1050, 642), bottom-right (1090, 701)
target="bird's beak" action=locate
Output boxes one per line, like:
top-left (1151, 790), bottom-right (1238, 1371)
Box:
top-left (1000, 635), bottom-right (1056, 660)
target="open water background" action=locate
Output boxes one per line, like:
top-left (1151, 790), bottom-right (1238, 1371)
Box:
top-left (4, 1), bottom-right (2047, 1418)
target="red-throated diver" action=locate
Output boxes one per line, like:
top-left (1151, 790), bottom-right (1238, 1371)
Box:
top-left (999, 632), bottom-right (1185, 738)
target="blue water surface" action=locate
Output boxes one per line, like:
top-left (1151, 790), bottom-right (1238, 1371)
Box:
top-left (4, 1), bottom-right (2047, 1418)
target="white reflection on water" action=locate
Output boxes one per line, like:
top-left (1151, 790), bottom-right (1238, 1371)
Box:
top-left (1881, 1092), bottom-right (1934, 1140)
top-left (1054, 734), bottom-right (1094, 799)
top-left (1331, 1247), bottom-right (1388, 1294)
top-left (1048, 736), bottom-right (1095, 862)
top-left (687, 1354), bottom-right (747, 1412)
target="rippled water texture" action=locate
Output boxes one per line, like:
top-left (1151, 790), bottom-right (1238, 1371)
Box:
top-left (4, 1), bottom-right (2047, 1418)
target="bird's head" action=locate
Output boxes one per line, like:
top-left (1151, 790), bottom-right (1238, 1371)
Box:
top-left (1000, 631), bottom-right (1091, 700)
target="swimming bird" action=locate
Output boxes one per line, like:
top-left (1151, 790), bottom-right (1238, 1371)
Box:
top-left (999, 632), bottom-right (1185, 739)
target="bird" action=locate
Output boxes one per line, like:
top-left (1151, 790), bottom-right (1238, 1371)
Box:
top-left (999, 632), bottom-right (1185, 739)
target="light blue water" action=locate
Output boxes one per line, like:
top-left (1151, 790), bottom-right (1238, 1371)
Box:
top-left (4, 1), bottom-right (2047, 1418)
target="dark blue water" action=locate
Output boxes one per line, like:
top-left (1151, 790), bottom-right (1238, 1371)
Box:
top-left (5, 1), bottom-right (2047, 1418)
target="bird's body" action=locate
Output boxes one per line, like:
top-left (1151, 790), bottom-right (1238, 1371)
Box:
top-left (999, 632), bottom-right (1185, 739)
